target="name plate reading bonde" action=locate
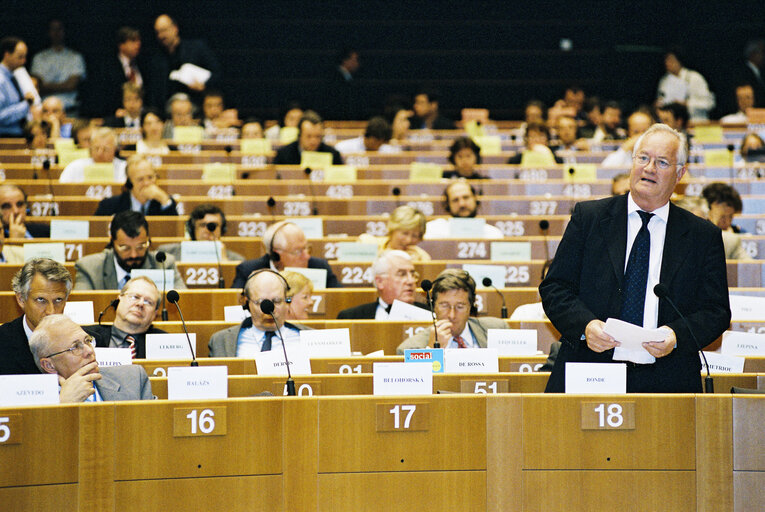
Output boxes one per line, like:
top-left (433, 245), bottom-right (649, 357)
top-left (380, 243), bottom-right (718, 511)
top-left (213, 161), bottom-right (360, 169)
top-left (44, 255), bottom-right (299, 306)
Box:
top-left (376, 403), bottom-right (430, 432)
top-left (581, 401), bottom-right (635, 430)
top-left (173, 407), bottom-right (227, 437)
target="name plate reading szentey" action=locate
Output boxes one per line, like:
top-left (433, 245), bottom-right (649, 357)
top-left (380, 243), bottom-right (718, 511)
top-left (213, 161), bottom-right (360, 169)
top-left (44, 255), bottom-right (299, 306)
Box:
top-left (376, 403), bottom-right (429, 432)
top-left (581, 402), bottom-right (635, 430)
top-left (173, 407), bottom-right (227, 437)
top-left (0, 414), bottom-right (23, 445)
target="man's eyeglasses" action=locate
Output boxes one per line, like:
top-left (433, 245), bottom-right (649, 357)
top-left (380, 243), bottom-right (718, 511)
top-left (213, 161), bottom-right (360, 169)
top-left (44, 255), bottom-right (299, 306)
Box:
top-left (633, 153), bottom-right (678, 171)
top-left (115, 241), bottom-right (151, 253)
top-left (274, 246), bottom-right (310, 257)
top-left (434, 302), bottom-right (470, 313)
top-left (122, 293), bottom-right (157, 309)
top-left (252, 298), bottom-right (287, 309)
top-left (43, 336), bottom-right (95, 358)
top-left (390, 269), bottom-right (420, 280)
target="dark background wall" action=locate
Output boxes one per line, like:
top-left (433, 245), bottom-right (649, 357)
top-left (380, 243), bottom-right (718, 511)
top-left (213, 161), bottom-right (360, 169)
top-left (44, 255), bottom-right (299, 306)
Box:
top-left (3, 0), bottom-right (764, 120)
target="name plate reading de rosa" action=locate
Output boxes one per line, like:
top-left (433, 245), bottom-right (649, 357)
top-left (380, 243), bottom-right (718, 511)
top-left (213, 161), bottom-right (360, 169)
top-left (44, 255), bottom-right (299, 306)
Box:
top-left (459, 379), bottom-right (510, 394)
top-left (173, 406), bottom-right (227, 437)
top-left (376, 403), bottom-right (430, 432)
top-left (581, 402), bottom-right (635, 430)
top-left (0, 414), bottom-right (23, 445)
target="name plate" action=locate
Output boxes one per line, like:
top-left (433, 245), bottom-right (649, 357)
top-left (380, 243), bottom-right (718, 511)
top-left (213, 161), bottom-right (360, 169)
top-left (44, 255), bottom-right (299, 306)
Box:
top-left (520, 149), bottom-right (556, 167)
top-left (145, 333), bottom-right (196, 360)
top-left (373, 362), bottom-right (432, 396)
top-left (240, 138), bottom-right (272, 155)
top-left (173, 406), bottom-right (227, 437)
top-left (63, 301), bottom-right (94, 324)
top-left (564, 164), bottom-right (597, 182)
top-left (376, 402), bottom-right (430, 431)
top-left (324, 165), bottom-right (357, 183)
top-left (131, 269), bottom-right (175, 291)
top-left (581, 401), bottom-right (635, 430)
top-left (409, 162), bottom-right (443, 182)
top-left (57, 148), bottom-right (89, 167)
top-left (202, 162), bottom-right (236, 182)
top-left (721, 331), bottom-right (765, 356)
top-left (404, 348), bottom-right (444, 373)
top-left (83, 163), bottom-right (115, 182)
top-left (472, 135), bottom-right (502, 155)
top-left (389, 300), bottom-right (432, 321)
top-left (285, 267), bottom-right (327, 290)
top-left (224, 305), bottom-right (250, 322)
top-left (255, 347), bottom-right (312, 376)
top-left (23, 242), bottom-right (65, 263)
top-left (0, 414), bottom-right (23, 444)
top-left (444, 348), bottom-right (499, 374)
top-left (167, 366), bottom-right (228, 400)
top-left (289, 217), bottom-right (323, 239)
top-left (173, 126), bottom-right (204, 143)
top-left (0, 374), bottom-right (59, 406)
top-left (301, 151), bottom-right (333, 170)
top-left (449, 218), bottom-right (485, 238)
top-left (700, 352), bottom-right (745, 374)
top-left (94, 347), bottom-right (132, 367)
top-left (336, 242), bottom-right (378, 262)
top-left (565, 362), bottom-right (626, 394)
top-left (487, 328), bottom-right (537, 355)
top-left (462, 263), bottom-right (506, 288)
top-left (300, 328), bottom-right (351, 357)
top-left (490, 241), bottom-right (531, 261)
top-left (50, 219), bottom-right (89, 239)
top-left (729, 294), bottom-right (765, 320)
top-left (180, 241), bottom-right (223, 262)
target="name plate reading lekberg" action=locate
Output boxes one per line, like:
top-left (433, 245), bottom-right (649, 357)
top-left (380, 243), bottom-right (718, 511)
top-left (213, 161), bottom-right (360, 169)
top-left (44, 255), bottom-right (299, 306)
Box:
top-left (173, 406), bottom-right (227, 437)
top-left (581, 402), bottom-right (635, 430)
top-left (376, 403), bottom-right (430, 432)
top-left (0, 414), bottom-right (23, 445)
top-left (146, 333), bottom-right (197, 360)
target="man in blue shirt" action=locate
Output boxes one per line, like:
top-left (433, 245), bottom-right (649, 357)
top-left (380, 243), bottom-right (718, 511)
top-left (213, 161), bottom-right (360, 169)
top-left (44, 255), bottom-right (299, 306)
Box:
top-left (0, 37), bottom-right (35, 137)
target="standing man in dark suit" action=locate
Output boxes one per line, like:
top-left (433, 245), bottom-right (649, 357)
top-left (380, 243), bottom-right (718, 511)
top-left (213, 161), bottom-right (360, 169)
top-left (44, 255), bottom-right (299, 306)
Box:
top-left (272, 111), bottom-right (343, 166)
top-left (338, 250), bottom-right (427, 319)
top-left (0, 184), bottom-right (50, 238)
top-left (232, 220), bottom-right (340, 289)
top-left (539, 124), bottom-right (730, 393)
top-left (86, 27), bottom-right (144, 118)
top-left (0, 258), bottom-right (72, 375)
top-left (741, 39), bottom-right (765, 108)
top-left (94, 155), bottom-right (178, 216)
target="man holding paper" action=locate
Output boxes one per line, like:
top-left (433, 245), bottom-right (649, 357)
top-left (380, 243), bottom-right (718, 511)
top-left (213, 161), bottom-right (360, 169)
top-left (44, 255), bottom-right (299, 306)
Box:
top-left (539, 124), bottom-right (730, 393)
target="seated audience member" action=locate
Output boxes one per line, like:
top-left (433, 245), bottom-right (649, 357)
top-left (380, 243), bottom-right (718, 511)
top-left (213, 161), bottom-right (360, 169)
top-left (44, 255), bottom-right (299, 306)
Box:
top-left (507, 123), bottom-right (562, 165)
top-left (232, 220), bottom-right (340, 288)
top-left (74, 210), bottom-right (185, 290)
top-left (84, 276), bottom-right (166, 358)
top-left (425, 181), bottom-right (503, 239)
top-left (739, 132), bottom-right (764, 162)
top-left (721, 84), bottom-right (755, 125)
top-left (272, 110), bottom-right (343, 165)
top-left (264, 101), bottom-right (303, 141)
top-left (591, 101), bottom-right (626, 141)
top-left (0, 184), bottom-right (50, 238)
top-left (409, 89), bottom-right (455, 130)
top-left (282, 270), bottom-right (314, 321)
top-left (702, 183), bottom-right (744, 233)
top-left (30, 314), bottom-right (153, 402)
top-left (0, 258), bottom-right (72, 375)
top-left (397, 269), bottom-right (507, 353)
top-left (656, 47), bottom-right (715, 121)
top-left (335, 116), bottom-right (395, 154)
top-left (209, 269), bottom-right (311, 357)
top-left (72, 119), bottom-right (93, 149)
top-left (104, 82), bottom-right (144, 128)
top-left (202, 89), bottom-right (240, 138)
top-left (338, 250), bottom-right (427, 319)
top-left (59, 127), bottom-right (127, 183)
top-left (601, 111), bottom-right (654, 167)
top-left (675, 195), bottom-right (749, 260)
top-left (656, 102), bottom-right (690, 134)
top-left (161, 93), bottom-right (199, 139)
top-left (158, 204), bottom-right (244, 261)
top-left (548, 85), bottom-right (585, 124)
top-left (553, 115), bottom-right (584, 152)
top-left (515, 99), bottom-right (545, 140)
top-left (360, 205), bottom-right (431, 261)
top-left (40, 96), bottom-right (70, 137)
top-left (443, 137), bottom-right (484, 179)
top-left (385, 104), bottom-right (412, 148)
top-left (240, 117), bottom-right (264, 139)
top-left (611, 172), bottom-right (630, 196)
top-left (136, 108), bottom-right (170, 154)
top-left (577, 97), bottom-right (601, 139)
top-left (741, 39), bottom-right (765, 108)
top-left (24, 119), bottom-right (54, 149)
top-left (94, 155), bottom-right (178, 216)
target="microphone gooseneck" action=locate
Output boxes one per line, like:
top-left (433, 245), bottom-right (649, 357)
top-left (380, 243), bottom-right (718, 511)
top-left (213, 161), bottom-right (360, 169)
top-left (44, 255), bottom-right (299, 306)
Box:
top-left (97, 299), bottom-right (120, 325)
top-left (420, 279), bottom-right (440, 348)
top-left (259, 299), bottom-right (295, 396)
top-left (482, 277), bottom-right (507, 319)
top-left (167, 290), bottom-right (198, 366)
top-left (205, 224), bottom-right (226, 288)
top-left (156, 251), bottom-right (168, 321)
top-left (303, 167), bottom-right (319, 215)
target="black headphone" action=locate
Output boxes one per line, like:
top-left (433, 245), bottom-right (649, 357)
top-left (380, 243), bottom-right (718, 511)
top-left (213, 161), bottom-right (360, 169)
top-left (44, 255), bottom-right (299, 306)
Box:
top-left (186, 212), bottom-right (227, 240)
top-left (268, 221), bottom-right (292, 263)
top-left (125, 177), bottom-right (133, 190)
top-left (431, 271), bottom-right (477, 316)
top-left (443, 182), bottom-right (481, 215)
top-left (241, 268), bottom-right (291, 311)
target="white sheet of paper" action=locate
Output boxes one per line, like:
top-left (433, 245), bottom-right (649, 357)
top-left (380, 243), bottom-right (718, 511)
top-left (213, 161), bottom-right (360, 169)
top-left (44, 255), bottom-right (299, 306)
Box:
top-left (0, 374), bottom-right (59, 406)
top-left (167, 366), bottom-right (228, 401)
top-left (444, 348), bottom-right (499, 374)
top-left (50, 220), bottom-right (89, 240)
top-left (285, 267), bottom-right (327, 290)
top-left (729, 294), bottom-right (765, 320)
top-left (721, 331), bottom-right (765, 356)
top-left (565, 362), bottom-right (627, 394)
top-left (224, 305), bottom-right (250, 322)
top-left (145, 333), bottom-right (196, 360)
top-left (388, 299), bottom-right (433, 321)
top-left (289, 217), bottom-right (324, 239)
top-left (449, 217), bottom-right (486, 237)
top-left (131, 269), bottom-right (175, 291)
top-left (95, 347), bottom-right (132, 368)
top-left (300, 328), bottom-right (352, 357)
top-left (23, 242), bottom-right (65, 262)
top-left (13, 67), bottom-right (41, 105)
top-left (487, 329), bottom-right (538, 355)
top-left (180, 241), bottom-right (222, 262)
top-left (255, 346), bottom-right (312, 376)
top-left (700, 352), bottom-right (745, 374)
top-left (462, 264), bottom-right (506, 288)
top-left (373, 362), bottom-right (432, 395)
top-left (63, 301), bottom-right (94, 324)
top-left (603, 318), bottom-right (663, 364)
top-left (336, 242), bottom-right (379, 262)
top-left (168, 63), bottom-right (211, 86)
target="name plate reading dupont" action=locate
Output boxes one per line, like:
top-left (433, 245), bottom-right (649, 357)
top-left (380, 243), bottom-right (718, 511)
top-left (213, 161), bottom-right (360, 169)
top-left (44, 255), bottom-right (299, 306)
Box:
top-left (0, 375), bottom-right (59, 406)
top-left (444, 348), bottom-right (499, 374)
top-left (565, 362), bottom-right (627, 394)
top-left (700, 352), bottom-right (745, 373)
top-left (255, 347), bottom-right (312, 376)
top-left (721, 331), bottom-right (765, 356)
top-left (404, 349), bottom-right (444, 373)
top-left (373, 362), bottom-right (432, 396)
top-left (146, 333), bottom-right (196, 360)
top-left (581, 401), bottom-right (635, 430)
top-left (173, 407), bottom-right (227, 437)
top-left (300, 328), bottom-right (352, 357)
top-left (0, 414), bottom-right (23, 445)
top-left (460, 379), bottom-right (509, 394)
top-left (94, 347), bottom-right (132, 367)
top-left (376, 403), bottom-right (429, 432)
top-left (167, 366), bottom-right (228, 400)
top-left (487, 328), bottom-right (537, 355)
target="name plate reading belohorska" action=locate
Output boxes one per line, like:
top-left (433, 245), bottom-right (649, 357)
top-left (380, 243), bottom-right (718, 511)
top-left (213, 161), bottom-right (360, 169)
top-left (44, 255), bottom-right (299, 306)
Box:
top-left (565, 362), bottom-right (626, 394)
top-left (167, 366), bottom-right (228, 400)
top-left (173, 406), bottom-right (227, 437)
top-left (376, 402), bottom-right (430, 432)
top-left (255, 347), bottom-right (312, 376)
top-left (444, 348), bottom-right (499, 374)
top-left (373, 362), bottom-right (432, 396)
top-left (145, 333), bottom-right (197, 360)
top-left (581, 401), bottom-right (635, 430)
top-left (0, 375), bottom-right (59, 406)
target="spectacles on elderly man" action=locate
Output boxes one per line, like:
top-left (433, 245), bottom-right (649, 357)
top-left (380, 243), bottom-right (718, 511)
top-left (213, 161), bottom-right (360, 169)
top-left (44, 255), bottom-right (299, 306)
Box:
top-left (43, 336), bottom-right (95, 358)
top-left (633, 153), bottom-right (678, 171)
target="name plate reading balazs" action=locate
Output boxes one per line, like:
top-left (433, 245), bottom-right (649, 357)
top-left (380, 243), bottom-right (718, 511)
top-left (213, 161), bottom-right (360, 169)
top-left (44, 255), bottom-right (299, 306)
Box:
top-left (449, 217), bottom-right (486, 238)
top-left (94, 347), bottom-right (132, 367)
top-left (167, 366), bottom-right (228, 400)
top-left (255, 347), bottom-right (312, 376)
top-left (0, 374), bottom-right (59, 406)
top-left (285, 266), bottom-right (327, 290)
top-left (373, 362), bottom-right (432, 396)
top-left (462, 264), bottom-right (506, 288)
top-left (131, 269), bottom-right (175, 291)
top-left (581, 401), bottom-right (635, 430)
top-left (487, 328), bottom-right (537, 355)
top-left (173, 406), bottom-right (227, 437)
top-left (376, 402), bottom-right (430, 432)
top-left (24, 242), bottom-right (65, 263)
top-left (289, 217), bottom-right (324, 239)
top-left (721, 331), bottom-right (765, 356)
top-left (300, 328), bottom-right (352, 357)
top-left (63, 301), bottom-right (94, 324)
top-left (444, 348), bottom-right (499, 374)
top-left (180, 241), bottom-right (223, 262)
top-left (700, 352), bottom-right (745, 374)
top-left (565, 362), bottom-right (627, 394)
top-left (50, 219), bottom-right (89, 239)
top-left (490, 241), bottom-right (532, 261)
top-left (404, 348), bottom-right (444, 373)
top-left (145, 333), bottom-right (196, 360)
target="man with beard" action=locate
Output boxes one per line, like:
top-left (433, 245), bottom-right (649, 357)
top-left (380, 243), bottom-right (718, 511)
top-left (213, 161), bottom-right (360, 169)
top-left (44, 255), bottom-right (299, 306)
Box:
top-left (424, 180), bottom-right (503, 239)
top-left (74, 210), bottom-right (185, 290)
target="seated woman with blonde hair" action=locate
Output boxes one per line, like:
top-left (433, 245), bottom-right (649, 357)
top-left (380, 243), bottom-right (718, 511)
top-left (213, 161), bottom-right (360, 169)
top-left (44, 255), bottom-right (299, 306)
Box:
top-left (360, 205), bottom-right (431, 262)
top-left (281, 270), bottom-right (315, 321)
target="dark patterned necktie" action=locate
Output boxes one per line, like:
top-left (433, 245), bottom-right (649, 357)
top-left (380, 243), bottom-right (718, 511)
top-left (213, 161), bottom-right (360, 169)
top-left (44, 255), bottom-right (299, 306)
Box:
top-left (125, 335), bottom-right (136, 359)
top-left (620, 211), bottom-right (654, 326)
top-left (261, 331), bottom-right (275, 352)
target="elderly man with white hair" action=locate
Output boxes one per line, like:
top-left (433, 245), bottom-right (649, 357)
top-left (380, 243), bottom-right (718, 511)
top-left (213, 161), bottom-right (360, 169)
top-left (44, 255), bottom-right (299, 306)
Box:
top-left (59, 126), bottom-right (127, 182)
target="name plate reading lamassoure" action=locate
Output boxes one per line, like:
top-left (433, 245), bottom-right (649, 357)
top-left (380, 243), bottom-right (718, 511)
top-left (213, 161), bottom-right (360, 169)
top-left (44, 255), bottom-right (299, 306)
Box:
top-left (145, 333), bottom-right (197, 360)
top-left (376, 403), bottom-right (430, 432)
top-left (50, 219), bottom-right (89, 240)
top-left (449, 217), bottom-right (486, 238)
top-left (167, 366), bottom-right (228, 401)
top-left (444, 348), bottom-right (499, 374)
top-left (0, 414), bottom-right (22, 445)
top-left (94, 347), bottom-right (132, 367)
top-left (581, 401), bottom-right (636, 430)
top-left (180, 241), bottom-right (223, 263)
top-left (300, 328), bottom-right (352, 357)
top-left (271, 380), bottom-right (322, 396)
top-left (255, 347), bottom-right (312, 376)
top-left (373, 362), bottom-right (433, 396)
top-left (404, 348), bottom-right (444, 373)
top-left (721, 330), bottom-right (765, 356)
top-left (565, 362), bottom-right (627, 394)
top-left (460, 379), bottom-right (509, 394)
top-left (173, 406), bottom-right (227, 437)
top-left (23, 242), bottom-right (66, 263)
top-left (0, 374), bottom-right (59, 406)
top-left (487, 328), bottom-right (538, 355)
top-left (131, 269), bottom-right (175, 293)
top-left (700, 351), bottom-right (746, 373)
top-left (490, 241), bottom-right (532, 261)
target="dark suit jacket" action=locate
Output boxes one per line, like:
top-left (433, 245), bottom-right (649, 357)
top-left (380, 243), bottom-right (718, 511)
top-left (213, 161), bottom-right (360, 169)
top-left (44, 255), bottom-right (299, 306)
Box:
top-left (408, 114), bottom-right (455, 130)
top-left (74, 248), bottom-right (186, 290)
top-left (740, 63), bottom-right (765, 108)
top-left (337, 301), bottom-right (429, 319)
top-left (539, 194), bottom-right (730, 393)
top-left (5, 222), bottom-right (51, 239)
top-left (94, 191), bottom-right (179, 216)
top-left (0, 316), bottom-right (40, 375)
top-left (272, 141), bottom-right (344, 166)
top-left (84, 323), bottom-right (168, 360)
top-left (208, 317), bottom-right (311, 357)
top-left (82, 55), bottom-right (147, 117)
top-left (507, 150), bottom-right (563, 165)
top-left (231, 255), bottom-right (341, 289)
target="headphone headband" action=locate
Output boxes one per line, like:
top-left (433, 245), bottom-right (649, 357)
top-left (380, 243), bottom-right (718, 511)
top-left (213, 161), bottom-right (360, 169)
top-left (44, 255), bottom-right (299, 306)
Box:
top-left (241, 268), bottom-right (291, 310)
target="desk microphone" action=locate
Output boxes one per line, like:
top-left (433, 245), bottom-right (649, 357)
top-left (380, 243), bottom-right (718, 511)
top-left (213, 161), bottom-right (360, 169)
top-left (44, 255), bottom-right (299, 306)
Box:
top-left (539, 219), bottom-right (551, 279)
top-left (207, 223), bottom-right (225, 288)
top-left (421, 279), bottom-right (440, 348)
top-left (266, 197), bottom-right (276, 223)
top-left (43, 159), bottom-right (57, 216)
top-left (726, 143), bottom-right (735, 183)
top-left (392, 187), bottom-right (401, 207)
top-left (259, 299), bottom-right (295, 395)
top-left (156, 251), bottom-right (168, 321)
top-left (653, 283), bottom-right (713, 393)
top-left (97, 299), bottom-right (119, 325)
top-left (482, 277), bottom-right (507, 318)
top-left (303, 167), bottom-right (319, 215)
top-left (166, 290), bottom-right (198, 366)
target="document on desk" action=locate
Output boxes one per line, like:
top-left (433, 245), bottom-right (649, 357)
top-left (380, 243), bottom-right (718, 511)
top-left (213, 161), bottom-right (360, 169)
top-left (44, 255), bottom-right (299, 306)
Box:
top-left (603, 318), bottom-right (668, 365)
top-left (169, 63), bottom-right (211, 86)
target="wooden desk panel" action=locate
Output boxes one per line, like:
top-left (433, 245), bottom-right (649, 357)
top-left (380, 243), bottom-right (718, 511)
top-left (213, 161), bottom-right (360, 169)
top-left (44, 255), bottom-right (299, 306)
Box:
top-left (732, 396), bottom-right (765, 471)
top-left (1, 484), bottom-right (78, 512)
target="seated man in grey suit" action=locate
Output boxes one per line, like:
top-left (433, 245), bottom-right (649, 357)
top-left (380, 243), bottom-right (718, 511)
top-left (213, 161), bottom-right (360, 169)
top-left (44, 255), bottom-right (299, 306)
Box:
top-left (337, 250), bottom-right (428, 319)
top-left (209, 269), bottom-right (311, 357)
top-left (157, 204), bottom-right (244, 262)
top-left (74, 210), bottom-right (186, 290)
top-left (397, 269), bottom-right (508, 354)
top-left (30, 314), bottom-right (153, 402)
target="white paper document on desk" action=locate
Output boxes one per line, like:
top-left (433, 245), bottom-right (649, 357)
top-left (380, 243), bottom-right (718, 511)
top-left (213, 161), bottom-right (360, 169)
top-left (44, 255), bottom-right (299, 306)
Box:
top-left (603, 318), bottom-right (669, 364)
top-left (169, 63), bottom-right (211, 86)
